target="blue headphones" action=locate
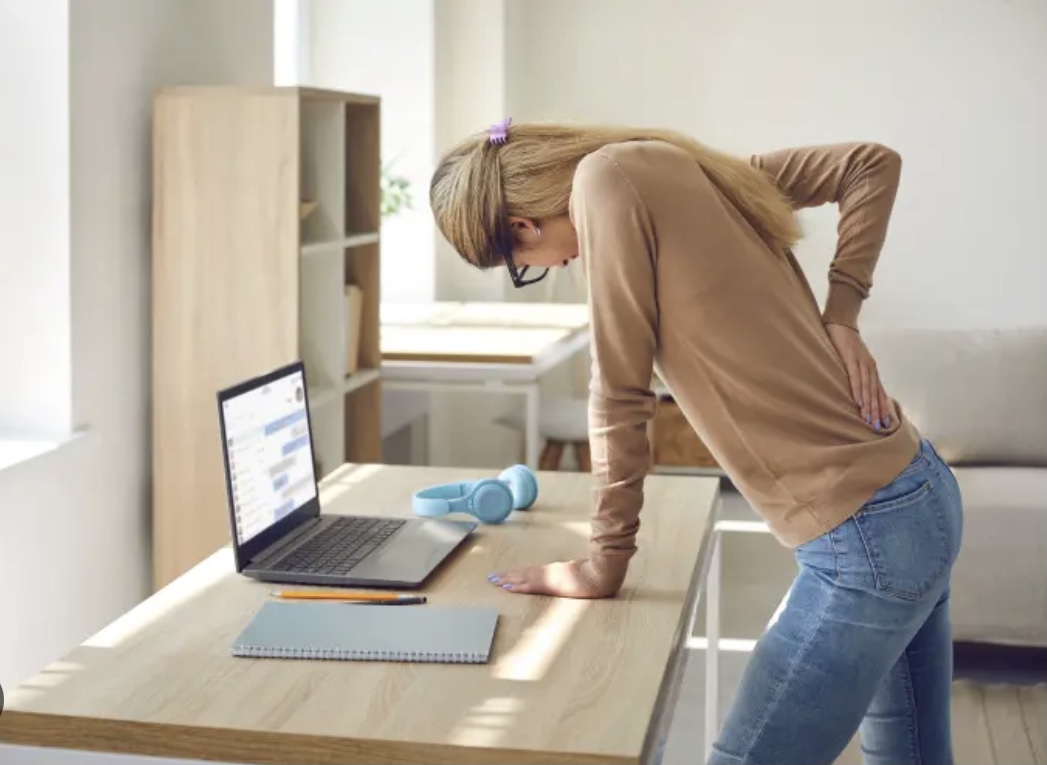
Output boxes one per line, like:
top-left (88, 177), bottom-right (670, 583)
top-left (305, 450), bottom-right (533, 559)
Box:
top-left (411, 465), bottom-right (539, 524)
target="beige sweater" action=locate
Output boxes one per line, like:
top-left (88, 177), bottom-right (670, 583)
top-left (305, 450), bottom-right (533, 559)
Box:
top-left (568, 140), bottom-right (921, 584)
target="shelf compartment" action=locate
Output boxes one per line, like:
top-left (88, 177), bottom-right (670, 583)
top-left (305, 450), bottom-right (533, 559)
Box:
top-left (345, 377), bottom-right (381, 464)
top-left (344, 103), bottom-right (381, 236)
top-left (307, 367), bottom-right (380, 410)
top-left (345, 242), bottom-right (381, 371)
top-left (299, 98), bottom-right (346, 247)
top-left (299, 243), bottom-right (346, 391)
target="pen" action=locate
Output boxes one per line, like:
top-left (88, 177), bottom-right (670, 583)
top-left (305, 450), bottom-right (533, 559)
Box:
top-left (268, 589), bottom-right (427, 603)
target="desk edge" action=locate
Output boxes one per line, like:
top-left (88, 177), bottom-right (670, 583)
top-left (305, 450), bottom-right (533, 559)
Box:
top-left (0, 711), bottom-right (638, 765)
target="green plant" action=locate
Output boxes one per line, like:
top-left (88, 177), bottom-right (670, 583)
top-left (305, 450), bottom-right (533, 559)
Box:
top-left (380, 164), bottom-right (413, 218)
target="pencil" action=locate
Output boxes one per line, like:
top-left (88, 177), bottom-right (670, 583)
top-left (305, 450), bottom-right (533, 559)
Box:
top-left (268, 589), bottom-right (426, 603)
top-left (342, 597), bottom-right (427, 606)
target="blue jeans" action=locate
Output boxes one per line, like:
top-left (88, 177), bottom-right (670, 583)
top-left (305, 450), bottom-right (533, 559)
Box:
top-left (709, 439), bottom-right (964, 765)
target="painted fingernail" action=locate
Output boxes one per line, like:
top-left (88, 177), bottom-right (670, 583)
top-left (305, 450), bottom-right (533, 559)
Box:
top-left (866, 414), bottom-right (872, 424)
top-left (885, 416), bottom-right (892, 427)
top-left (502, 583), bottom-right (513, 590)
top-left (875, 419), bottom-right (882, 432)
top-left (488, 574), bottom-right (500, 583)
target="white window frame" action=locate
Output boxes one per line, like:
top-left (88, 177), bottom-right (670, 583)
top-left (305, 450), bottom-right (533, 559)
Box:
top-left (0, 0), bottom-right (80, 473)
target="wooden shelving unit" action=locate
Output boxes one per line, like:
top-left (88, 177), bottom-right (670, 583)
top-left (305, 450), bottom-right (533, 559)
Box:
top-left (151, 86), bottom-right (382, 590)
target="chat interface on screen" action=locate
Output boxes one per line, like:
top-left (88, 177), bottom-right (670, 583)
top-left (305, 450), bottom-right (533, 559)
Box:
top-left (222, 370), bottom-right (317, 544)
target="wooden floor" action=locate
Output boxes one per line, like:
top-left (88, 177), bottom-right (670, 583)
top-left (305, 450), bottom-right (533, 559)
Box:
top-left (827, 680), bottom-right (1046, 764)
top-left (951, 681), bottom-right (1045, 765)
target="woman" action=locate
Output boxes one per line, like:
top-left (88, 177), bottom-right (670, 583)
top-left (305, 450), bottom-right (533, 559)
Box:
top-left (429, 119), bottom-right (964, 765)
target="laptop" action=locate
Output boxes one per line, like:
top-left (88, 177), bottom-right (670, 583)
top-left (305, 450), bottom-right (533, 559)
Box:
top-left (216, 360), bottom-right (477, 588)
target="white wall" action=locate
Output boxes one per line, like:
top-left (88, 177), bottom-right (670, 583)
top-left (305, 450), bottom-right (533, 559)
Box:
top-left (427, 0), bottom-right (538, 469)
top-left (309, 0), bottom-right (437, 305)
top-left (274, 0), bottom-right (312, 86)
top-left (424, 0), bottom-right (1047, 469)
top-left (433, 0), bottom-right (511, 304)
top-left (504, 0), bottom-right (1047, 331)
top-left (0, 0), bottom-right (273, 689)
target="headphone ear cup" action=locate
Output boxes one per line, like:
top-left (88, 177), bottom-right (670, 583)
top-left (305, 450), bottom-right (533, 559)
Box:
top-left (497, 464), bottom-right (538, 510)
top-left (469, 480), bottom-right (514, 524)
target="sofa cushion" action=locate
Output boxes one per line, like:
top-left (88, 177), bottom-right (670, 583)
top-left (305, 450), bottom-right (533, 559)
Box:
top-left (947, 466), bottom-right (1047, 646)
top-left (863, 327), bottom-right (1047, 466)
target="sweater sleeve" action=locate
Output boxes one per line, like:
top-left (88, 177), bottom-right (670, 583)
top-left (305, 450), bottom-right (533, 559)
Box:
top-left (749, 143), bottom-right (903, 330)
top-left (569, 150), bottom-right (659, 591)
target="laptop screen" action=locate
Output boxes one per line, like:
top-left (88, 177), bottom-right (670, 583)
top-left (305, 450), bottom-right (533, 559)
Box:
top-left (220, 366), bottom-right (318, 545)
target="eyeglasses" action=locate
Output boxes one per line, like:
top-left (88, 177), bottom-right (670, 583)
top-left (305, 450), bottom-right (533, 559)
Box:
top-left (490, 219), bottom-right (548, 288)
top-left (504, 254), bottom-right (549, 289)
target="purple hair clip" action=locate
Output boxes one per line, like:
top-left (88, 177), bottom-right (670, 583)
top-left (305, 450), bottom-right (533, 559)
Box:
top-left (488, 117), bottom-right (511, 145)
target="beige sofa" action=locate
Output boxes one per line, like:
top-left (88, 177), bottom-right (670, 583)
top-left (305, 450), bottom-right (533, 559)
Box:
top-left (865, 326), bottom-right (1047, 648)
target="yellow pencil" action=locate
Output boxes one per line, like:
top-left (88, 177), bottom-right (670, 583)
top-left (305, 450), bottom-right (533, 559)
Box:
top-left (268, 589), bottom-right (425, 603)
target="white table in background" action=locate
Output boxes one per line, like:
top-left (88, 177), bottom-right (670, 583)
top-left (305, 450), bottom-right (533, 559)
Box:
top-left (380, 301), bottom-right (591, 469)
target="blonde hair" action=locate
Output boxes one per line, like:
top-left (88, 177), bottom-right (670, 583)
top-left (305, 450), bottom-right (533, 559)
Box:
top-left (429, 122), bottom-right (802, 270)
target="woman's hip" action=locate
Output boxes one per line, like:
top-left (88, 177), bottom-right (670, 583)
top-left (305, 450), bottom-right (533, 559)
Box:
top-left (796, 439), bottom-right (964, 603)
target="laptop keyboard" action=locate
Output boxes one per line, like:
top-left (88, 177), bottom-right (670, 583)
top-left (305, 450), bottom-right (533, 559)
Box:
top-left (270, 517), bottom-right (405, 575)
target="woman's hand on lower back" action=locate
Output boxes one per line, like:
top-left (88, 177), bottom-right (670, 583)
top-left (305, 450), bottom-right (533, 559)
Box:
top-left (487, 559), bottom-right (620, 598)
top-left (826, 323), bottom-right (894, 432)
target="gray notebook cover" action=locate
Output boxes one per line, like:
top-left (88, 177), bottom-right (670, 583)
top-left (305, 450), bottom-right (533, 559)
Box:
top-left (231, 601), bottom-right (499, 663)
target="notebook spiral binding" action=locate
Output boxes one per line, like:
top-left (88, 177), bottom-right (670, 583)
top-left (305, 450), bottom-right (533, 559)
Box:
top-left (231, 645), bottom-right (487, 663)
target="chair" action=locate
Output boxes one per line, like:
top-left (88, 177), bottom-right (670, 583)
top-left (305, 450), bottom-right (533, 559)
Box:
top-left (495, 395), bottom-right (590, 471)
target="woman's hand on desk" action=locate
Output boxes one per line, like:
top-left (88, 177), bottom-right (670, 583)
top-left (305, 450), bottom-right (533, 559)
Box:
top-left (488, 559), bottom-right (619, 598)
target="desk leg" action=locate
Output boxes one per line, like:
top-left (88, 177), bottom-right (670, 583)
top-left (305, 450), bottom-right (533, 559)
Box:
top-left (705, 525), bottom-right (722, 760)
top-left (524, 383), bottom-right (541, 468)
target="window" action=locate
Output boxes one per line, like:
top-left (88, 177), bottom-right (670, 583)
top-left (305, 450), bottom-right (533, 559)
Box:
top-left (0, 0), bottom-right (76, 470)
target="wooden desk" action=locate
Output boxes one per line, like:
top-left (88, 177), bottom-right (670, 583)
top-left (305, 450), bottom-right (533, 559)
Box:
top-left (380, 302), bottom-right (591, 467)
top-left (0, 464), bottom-right (719, 765)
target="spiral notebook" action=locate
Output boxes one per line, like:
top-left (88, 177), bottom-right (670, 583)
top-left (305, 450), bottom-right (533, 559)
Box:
top-left (230, 601), bottom-right (499, 664)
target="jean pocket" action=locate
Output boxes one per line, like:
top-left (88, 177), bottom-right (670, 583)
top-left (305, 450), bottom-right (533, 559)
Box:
top-left (893, 444), bottom-right (931, 480)
top-left (853, 478), bottom-right (949, 601)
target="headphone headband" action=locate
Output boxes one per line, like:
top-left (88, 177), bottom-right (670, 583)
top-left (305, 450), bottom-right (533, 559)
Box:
top-left (411, 465), bottom-right (538, 524)
top-left (412, 482), bottom-right (476, 517)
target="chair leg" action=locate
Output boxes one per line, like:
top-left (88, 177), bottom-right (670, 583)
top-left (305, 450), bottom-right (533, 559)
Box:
top-left (573, 441), bottom-right (591, 472)
top-left (539, 440), bottom-right (565, 471)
